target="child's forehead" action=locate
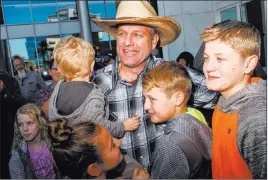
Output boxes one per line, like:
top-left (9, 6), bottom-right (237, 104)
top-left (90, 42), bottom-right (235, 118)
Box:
top-left (17, 113), bottom-right (33, 122)
top-left (204, 40), bottom-right (239, 55)
top-left (144, 87), bottom-right (166, 96)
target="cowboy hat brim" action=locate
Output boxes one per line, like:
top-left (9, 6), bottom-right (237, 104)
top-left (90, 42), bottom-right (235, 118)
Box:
top-left (92, 16), bottom-right (181, 47)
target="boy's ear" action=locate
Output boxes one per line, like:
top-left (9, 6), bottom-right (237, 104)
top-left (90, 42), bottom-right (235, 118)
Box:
top-left (91, 61), bottom-right (95, 72)
top-left (244, 55), bottom-right (258, 74)
top-left (87, 163), bottom-right (102, 177)
top-left (173, 91), bottom-right (185, 107)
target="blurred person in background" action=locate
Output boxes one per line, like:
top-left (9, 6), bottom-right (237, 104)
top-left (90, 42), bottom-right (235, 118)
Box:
top-left (176, 51), bottom-right (194, 69)
top-left (13, 55), bottom-right (50, 105)
top-left (0, 71), bottom-right (26, 179)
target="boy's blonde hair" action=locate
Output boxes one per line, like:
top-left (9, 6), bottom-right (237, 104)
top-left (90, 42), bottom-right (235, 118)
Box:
top-left (12, 103), bottom-right (48, 151)
top-left (53, 36), bottom-right (95, 81)
top-left (200, 20), bottom-right (261, 59)
top-left (142, 62), bottom-right (192, 101)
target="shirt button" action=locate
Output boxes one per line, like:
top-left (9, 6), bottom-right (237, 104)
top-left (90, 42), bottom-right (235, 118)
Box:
top-left (137, 134), bottom-right (140, 136)
top-left (140, 156), bottom-right (143, 159)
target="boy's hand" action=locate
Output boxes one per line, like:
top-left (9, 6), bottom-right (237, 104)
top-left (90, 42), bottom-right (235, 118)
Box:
top-left (133, 168), bottom-right (150, 179)
top-left (123, 116), bottom-right (141, 131)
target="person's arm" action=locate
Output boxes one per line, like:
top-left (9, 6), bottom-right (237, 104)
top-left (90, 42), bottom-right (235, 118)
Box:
top-left (150, 139), bottom-right (190, 179)
top-left (35, 72), bottom-right (49, 91)
top-left (238, 104), bottom-right (267, 179)
top-left (74, 96), bottom-right (126, 138)
top-left (186, 67), bottom-right (220, 109)
top-left (9, 152), bottom-right (26, 179)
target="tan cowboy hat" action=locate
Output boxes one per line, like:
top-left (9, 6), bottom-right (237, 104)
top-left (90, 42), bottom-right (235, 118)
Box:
top-left (92, 1), bottom-right (181, 47)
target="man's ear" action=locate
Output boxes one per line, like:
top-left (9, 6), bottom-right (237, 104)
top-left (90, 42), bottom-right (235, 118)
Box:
top-left (152, 34), bottom-right (159, 50)
top-left (172, 91), bottom-right (185, 107)
top-left (87, 163), bottom-right (102, 177)
top-left (244, 55), bottom-right (258, 74)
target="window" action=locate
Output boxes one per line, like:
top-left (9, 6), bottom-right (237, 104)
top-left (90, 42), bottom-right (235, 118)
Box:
top-left (88, 1), bottom-right (106, 19)
top-left (105, 1), bottom-right (117, 18)
top-left (220, 6), bottom-right (237, 21)
top-left (0, 1), bottom-right (4, 24)
top-left (31, 1), bottom-right (57, 23)
top-left (57, 0), bottom-right (77, 21)
top-left (3, 1), bottom-right (32, 25)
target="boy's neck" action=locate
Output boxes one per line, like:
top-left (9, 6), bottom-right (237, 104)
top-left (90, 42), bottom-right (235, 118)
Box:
top-left (176, 106), bottom-right (187, 115)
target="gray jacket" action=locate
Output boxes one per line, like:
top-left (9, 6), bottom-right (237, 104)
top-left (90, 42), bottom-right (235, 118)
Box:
top-left (217, 79), bottom-right (267, 179)
top-left (151, 113), bottom-right (212, 179)
top-left (48, 80), bottom-right (125, 138)
top-left (9, 143), bottom-right (61, 179)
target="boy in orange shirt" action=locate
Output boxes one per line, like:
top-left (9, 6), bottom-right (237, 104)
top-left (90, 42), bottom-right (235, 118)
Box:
top-left (201, 20), bottom-right (266, 179)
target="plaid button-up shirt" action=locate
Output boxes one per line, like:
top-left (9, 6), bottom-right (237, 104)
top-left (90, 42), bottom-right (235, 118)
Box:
top-left (93, 56), bottom-right (219, 169)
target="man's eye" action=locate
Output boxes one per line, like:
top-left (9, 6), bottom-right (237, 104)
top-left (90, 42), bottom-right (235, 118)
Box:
top-left (117, 32), bottom-right (124, 36)
top-left (134, 33), bottom-right (142, 37)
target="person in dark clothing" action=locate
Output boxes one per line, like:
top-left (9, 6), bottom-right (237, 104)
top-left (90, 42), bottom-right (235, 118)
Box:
top-left (0, 71), bottom-right (26, 178)
top-left (176, 51), bottom-right (194, 69)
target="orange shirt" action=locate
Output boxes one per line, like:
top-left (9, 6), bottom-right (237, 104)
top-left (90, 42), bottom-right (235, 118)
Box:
top-left (212, 78), bottom-right (261, 179)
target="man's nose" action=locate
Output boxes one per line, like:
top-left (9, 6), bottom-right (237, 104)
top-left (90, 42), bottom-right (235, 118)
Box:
top-left (124, 34), bottom-right (134, 47)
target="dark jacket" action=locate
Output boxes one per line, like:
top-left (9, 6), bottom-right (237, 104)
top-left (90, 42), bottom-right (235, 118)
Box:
top-left (0, 71), bottom-right (26, 179)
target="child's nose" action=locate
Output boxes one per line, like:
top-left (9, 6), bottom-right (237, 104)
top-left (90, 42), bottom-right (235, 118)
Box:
top-left (113, 138), bottom-right (121, 147)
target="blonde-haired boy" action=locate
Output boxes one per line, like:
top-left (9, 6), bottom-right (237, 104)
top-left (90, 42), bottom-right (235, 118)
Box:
top-left (201, 20), bottom-right (266, 179)
top-left (142, 62), bottom-right (212, 179)
top-left (48, 36), bottom-right (141, 138)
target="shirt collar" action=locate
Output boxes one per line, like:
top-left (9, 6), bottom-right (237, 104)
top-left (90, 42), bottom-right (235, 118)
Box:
top-left (112, 55), bottom-right (154, 88)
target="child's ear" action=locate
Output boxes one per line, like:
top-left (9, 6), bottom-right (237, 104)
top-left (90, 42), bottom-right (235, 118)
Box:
top-left (87, 163), bottom-right (102, 177)
top-left (244, 55), bottom-right (258, 74)
top-left (174, 91), bottom-right (185, 107)
top-left (91, 61), bottom-right (95, 72)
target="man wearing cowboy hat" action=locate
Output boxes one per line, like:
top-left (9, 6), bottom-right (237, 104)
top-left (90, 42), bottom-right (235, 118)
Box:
top-left (92, 0), bottom-right (219, 170)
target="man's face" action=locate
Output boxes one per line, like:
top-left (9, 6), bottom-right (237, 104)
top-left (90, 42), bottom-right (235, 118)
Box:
top-left (13, 59), bottom-right (25, 72)
top-left (116, 25), bottom-right (159, 69)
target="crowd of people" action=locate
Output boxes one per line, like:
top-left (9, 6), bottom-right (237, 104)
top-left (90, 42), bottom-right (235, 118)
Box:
top-left (0, 0), bottom-right (266, 179)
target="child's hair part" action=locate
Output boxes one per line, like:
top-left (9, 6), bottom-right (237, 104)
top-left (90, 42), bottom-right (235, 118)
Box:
top-left (142, 61), bottom-right (192, 101)
top-left (200, 20), bottom-right (261, 59)
top-left (47, 118), bottom-right (103, 179)
top-left (53, 36), bottom-right (95, 81)
top-left (12, 103), bottom-right (48, 150)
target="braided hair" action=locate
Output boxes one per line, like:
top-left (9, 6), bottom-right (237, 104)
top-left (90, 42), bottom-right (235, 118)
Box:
top-left (47, 118), bottom-right (103, 179)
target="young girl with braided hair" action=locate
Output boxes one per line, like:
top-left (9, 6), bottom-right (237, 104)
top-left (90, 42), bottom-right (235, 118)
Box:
top-left (47, 118), bottom-right (149, 179)
top-left (9, 103), bottom-right (61, 179)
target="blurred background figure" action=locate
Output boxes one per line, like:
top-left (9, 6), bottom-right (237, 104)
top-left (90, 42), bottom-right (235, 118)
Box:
top-left (48, 58), bottom-right (61, 90)
top-left (93, 50), bottom-right (117, 71)
top-left (0, 71), bottom-right (26, 179)
top-left (12, 55), bottom-right (49, 105)
top-left (107, 50), bottom-right (116, 65)
top-left (176, 51), bottom-right (194, 69)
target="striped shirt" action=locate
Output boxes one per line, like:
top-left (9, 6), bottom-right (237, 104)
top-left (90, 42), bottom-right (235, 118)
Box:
top-left (93, 56), bottom-right (218, 169)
